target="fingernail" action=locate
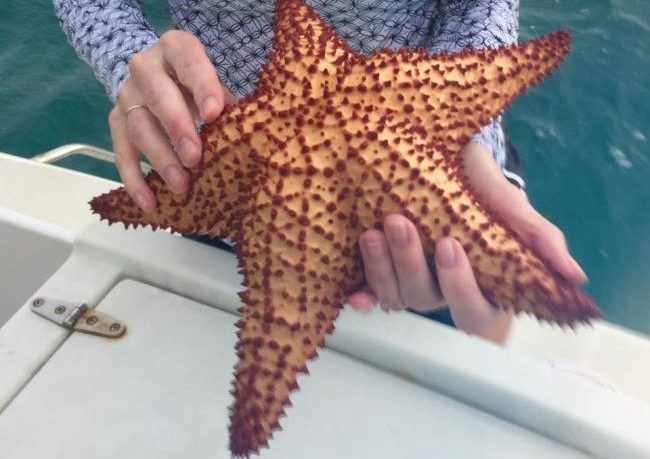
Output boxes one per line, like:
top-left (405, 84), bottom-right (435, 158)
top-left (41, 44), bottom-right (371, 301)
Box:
top-left (178, 136), bottom-right (198, 166)
top-left (202, 95), bottom-right (220, 119)
top-left (361, 237), bottom-right (384, 259)
top-left (436, 238), bottom-right (456, 268)
top-left (348, 296), bottom-right (374, 313)
top-left (164, 164), bottom-right (186, 193)
top-left (385, 217), bottom-right (409, 249)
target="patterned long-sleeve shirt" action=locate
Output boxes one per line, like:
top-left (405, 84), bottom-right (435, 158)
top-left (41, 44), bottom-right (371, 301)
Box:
top-left (53, 0), bottom-right (522, 179)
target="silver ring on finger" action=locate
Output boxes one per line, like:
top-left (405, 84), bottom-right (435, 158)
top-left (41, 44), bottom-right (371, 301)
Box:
top-left (125, 104), bottom-right (149, 117)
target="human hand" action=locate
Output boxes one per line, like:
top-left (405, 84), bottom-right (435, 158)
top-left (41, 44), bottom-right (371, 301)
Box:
top-left (346, 141), bottom-right (587, 344)
top-left (108, 30), bottom-right (236, 213)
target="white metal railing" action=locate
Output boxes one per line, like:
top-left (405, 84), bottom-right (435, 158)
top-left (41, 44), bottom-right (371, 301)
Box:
top-left (32, 143), bottom-right (151, 173)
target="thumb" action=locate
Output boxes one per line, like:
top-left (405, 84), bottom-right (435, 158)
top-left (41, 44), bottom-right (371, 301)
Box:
top-left (462, 142), bottom-right (587, 285)
top-left (509, 209), bottom-right (588, 285)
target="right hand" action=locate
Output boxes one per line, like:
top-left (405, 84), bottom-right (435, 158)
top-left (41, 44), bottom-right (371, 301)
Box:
top-left (347, 142), bottom-right (587, 344)
top-left (109, 30), bottom-right (236, 213)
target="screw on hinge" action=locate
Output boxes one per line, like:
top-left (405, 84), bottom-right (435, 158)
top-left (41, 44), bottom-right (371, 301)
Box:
top-left (86, 315), bottom-right (98, 326)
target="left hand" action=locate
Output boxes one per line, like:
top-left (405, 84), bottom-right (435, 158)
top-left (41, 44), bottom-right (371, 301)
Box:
top-left (346, 141), bottom-right (587, 344)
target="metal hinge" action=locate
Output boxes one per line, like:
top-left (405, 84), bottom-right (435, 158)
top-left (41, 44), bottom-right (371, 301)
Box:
top-left (31, 297), bottom-right (126, 338)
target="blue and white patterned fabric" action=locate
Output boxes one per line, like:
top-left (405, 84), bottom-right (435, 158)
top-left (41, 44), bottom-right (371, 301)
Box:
top-left (53, 0), bottom-right (521, 178)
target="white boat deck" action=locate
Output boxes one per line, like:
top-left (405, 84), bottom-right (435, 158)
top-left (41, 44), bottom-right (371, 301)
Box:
top-left (1, 150), bottom-right (649, 458)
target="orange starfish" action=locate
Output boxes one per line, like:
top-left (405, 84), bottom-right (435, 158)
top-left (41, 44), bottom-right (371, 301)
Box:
top-left (90, 0), bottom-right (599, 455)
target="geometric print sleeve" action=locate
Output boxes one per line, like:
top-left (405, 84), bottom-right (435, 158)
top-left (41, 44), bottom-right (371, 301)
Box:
top-left (428, 0), bottom-right (520, 175)
top-left (53, 0), bottom-right (159, 102)
top-left (428, 0), bottom-right (519, 53)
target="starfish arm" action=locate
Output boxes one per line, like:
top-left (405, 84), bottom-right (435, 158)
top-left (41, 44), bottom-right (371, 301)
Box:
top-left (341, 30), bottom-right (572, 157)
top-left (90, 108), bottom-right (261, 238)
top-left (229, 191), bottom-right (360, 457)
top-left (255, 0), bottom-right (352, 100)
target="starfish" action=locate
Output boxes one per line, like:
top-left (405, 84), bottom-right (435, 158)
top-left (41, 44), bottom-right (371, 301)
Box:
top-left (90, 0), bottom-right (600, 455)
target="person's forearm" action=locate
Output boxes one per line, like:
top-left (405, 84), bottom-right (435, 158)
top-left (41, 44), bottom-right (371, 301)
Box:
top-left (53, 0), bottom-right (160, 101)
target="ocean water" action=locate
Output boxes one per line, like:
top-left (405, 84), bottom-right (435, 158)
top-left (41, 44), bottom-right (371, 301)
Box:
top-left (0, 1), bottom-right (648, 335)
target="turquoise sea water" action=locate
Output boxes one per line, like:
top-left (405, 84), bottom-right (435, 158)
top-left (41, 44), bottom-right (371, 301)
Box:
top-left (0, 1), bottom-right (648, 335)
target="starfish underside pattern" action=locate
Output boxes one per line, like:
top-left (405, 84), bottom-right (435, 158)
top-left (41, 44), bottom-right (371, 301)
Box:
top-left (90, 0), bottom-right (600, 456)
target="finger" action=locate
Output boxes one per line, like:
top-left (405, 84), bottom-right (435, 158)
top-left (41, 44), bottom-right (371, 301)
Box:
top-left (126, 55), bottom-right (201, 168)
top-left (346, 290), bottom-right (376, 313)
top-left (179, 85), bottom-right (201, 123)
top-left (358, 230), bottom-right (403, 311)
top-left (179, 82), bottom-right (237, 123)
top-left (124, 105), bottom-right (189, 194)
top-left (109, 108), bottom-right (156, 213)
top-left (521, 216), bottom-right (588, 285)
top-left (461, 141), bottom-right (587, 285)
top-left (383, 214), bottom-right (444, 311)
top-left (480, 185), bottom-right (587, 285)
top-left (159, 30), bottom-right (229, 123)
top-left (435, 237), bottom-right (512, 342)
